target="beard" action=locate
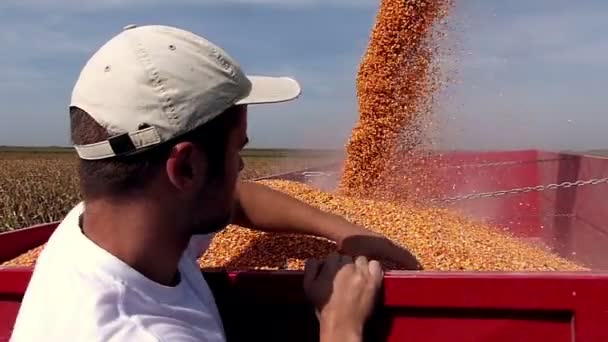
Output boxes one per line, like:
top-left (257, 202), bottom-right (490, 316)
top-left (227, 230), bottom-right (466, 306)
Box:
top-left (190, 209), bottom-right (233, 236)
top-left (188, 174), bottom-right (236, 236)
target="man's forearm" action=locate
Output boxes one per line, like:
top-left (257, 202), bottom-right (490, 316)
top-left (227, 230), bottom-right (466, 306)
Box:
top-left (231, 181), bottom-right (361, 242)
top-left (319, 315), bottom-right (363, 342)
top-left (320, 328), bottom-right (362, 342)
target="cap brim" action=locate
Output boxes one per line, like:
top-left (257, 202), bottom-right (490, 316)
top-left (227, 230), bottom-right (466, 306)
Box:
top-left (235, 76), bottom-right (301, 105)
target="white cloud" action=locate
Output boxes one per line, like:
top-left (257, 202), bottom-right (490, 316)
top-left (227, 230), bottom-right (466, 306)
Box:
top-left (0, 28), bottom-right (93, 56)
top-left (0, 12), bottom-right (103, 57)
top-left (543, 39), bottom-right (608, 67)
top-left (0, 65), bottom-right (49, 90)
top-left (433, 3), bottom-right (608, 151)
top-left (461, 5), bottom-right (608, 63)
top-left (0, 18), bottom-right (101, 94)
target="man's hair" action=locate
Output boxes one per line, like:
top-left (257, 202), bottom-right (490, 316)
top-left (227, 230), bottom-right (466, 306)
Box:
top-left (70, 106), bottom-right (239, 200)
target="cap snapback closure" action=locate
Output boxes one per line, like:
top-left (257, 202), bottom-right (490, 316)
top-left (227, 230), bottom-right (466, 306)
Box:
top-left (74, 126), bottom-right (162, 160)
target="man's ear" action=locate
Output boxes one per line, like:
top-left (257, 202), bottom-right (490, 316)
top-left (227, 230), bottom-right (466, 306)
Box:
top-left (166, 142), bottom-right (207, 191)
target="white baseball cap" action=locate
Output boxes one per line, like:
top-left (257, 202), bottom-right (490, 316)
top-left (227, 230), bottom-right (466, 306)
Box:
top-left (70, 24), bottom-right (301, 160)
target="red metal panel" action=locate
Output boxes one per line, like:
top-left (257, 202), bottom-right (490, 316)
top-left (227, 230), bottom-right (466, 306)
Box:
top-left (0, 299), bottom-right (20, 342)
top-left (2, 268), bottom-right (607, 341)
top-left (207, 271), bottom-right (608, 342)
top-left (530, 154), bottom-right (608, 271)
top-left (532, 153), bottom-right (582, 264)
top-left (566, 218), bottom-right (608, 271)
top-left (572, 155), bottom-right (608, 240)
top-left (0, 223), bottom-right (57, 262)
top-left (0, 269), bottom-right (35, 342)
top-left (0, 268), bottom-right (32, 296)
top-left (384, 315), bottom-right (572, 342)
top-left (437, 150), bottom-right (543, 237)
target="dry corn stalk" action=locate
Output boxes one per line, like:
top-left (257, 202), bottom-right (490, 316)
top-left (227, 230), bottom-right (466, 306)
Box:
top-left (0, 153), bottom-right (322, 233)
top-left (339, 0), bottom-right (452, 201)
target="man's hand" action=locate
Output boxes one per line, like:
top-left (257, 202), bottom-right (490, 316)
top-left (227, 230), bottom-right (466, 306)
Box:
top-left (336, 225), bottom-right (423, 270)
top-left (303, 253), bottom-right (384, 342)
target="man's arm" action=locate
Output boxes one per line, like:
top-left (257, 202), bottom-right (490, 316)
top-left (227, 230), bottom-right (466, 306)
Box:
top-left (231, 180), bottom-right (422, 270)
top-left (231, 180), bottom-right (357, 243)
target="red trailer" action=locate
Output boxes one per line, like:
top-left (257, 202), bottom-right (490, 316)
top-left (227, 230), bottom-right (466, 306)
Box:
top-left (1, 150), bottom-right (607, 341)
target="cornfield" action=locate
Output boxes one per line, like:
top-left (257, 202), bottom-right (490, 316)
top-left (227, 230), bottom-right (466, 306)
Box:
top-left (0, 151), bottom-right (333, 232)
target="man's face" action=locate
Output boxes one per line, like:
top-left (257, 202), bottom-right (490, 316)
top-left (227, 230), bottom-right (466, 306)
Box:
top-left (188, 106), bottom-right (248, 236)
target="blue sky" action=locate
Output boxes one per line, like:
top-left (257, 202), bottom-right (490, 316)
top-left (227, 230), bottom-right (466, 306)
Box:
top-left (1, 0), bottom-right (607, 150)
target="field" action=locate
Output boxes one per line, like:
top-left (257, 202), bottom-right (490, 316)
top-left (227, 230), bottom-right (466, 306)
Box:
top-left (0, 147), bottom-right (341, 232)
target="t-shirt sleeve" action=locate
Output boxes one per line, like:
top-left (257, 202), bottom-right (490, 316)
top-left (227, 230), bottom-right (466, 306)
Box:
top-left (186, 234), bottom-right (214, 261)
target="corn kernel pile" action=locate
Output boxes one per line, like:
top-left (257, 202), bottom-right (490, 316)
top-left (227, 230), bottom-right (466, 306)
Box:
top-left (338, 0), bottom-right (452, 200)
top-left (199, 180), bottom-right (585, 271)
top-left (2, 245), bottom-right (45, 267)
top-left (2, 180), bottom-right (586, 271)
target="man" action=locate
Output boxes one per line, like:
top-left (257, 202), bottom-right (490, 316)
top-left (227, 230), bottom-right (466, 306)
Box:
top-left (10, 24), bottom-right (420, 341)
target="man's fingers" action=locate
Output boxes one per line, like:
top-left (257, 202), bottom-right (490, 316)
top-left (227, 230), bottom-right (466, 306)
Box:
top-left (355, 255), bottom-right (369, 272)
top-left (368, 260), bottom-right (384, 289)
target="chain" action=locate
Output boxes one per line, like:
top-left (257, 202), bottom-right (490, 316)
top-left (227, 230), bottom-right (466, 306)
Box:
top-left (439, 157), bottom-right (576, 170)
top-left (469, 213), bottom-right (576, 221)
top-left (296, 157), bottom-right (575, 177)
top-left (293, 158), bottom-right (608, 207)
top-left (302, 171), bottom-right (336, 177)
top-left (297, 158), bottom-right (575, 180)
top-left (430, 177), bottom-right (608, 204)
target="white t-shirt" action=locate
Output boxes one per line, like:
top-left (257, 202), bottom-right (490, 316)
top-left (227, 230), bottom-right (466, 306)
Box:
top-left (10, 202), bottom-right (226, 342)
